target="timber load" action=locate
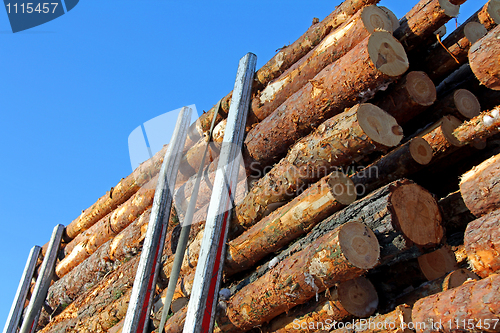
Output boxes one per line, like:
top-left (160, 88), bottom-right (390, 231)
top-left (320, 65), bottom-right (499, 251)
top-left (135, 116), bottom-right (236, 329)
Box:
top-left (12, 1), bottom-right (500, 333)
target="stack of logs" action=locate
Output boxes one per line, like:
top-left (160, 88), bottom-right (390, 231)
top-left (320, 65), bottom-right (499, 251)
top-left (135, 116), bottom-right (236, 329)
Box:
top-left (21, 0), bottom-right (500, 332)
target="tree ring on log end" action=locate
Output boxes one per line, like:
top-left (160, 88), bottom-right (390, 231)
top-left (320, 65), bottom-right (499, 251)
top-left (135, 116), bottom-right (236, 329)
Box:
top-left (327, 172), bottom-right (357, 205)
top-left (391, 183), bottom-right (443, 247)
top-left (361, 5), bottom-right (393, 34)
top-left (337, 277), bottom-right (378, 317)
top-left (441, 115), bottom-right (463, 147)
top-left (487, 0), bottom-right (500, 25)
top-left (409, 137), bottom-right (433, 165)
top-left (443, 268), bottom-right (479, 290)
top-left (464, 22), bottom-right (487, 45)
top-left (438, 0), bottom-right (460, 18)
top-left (339, 222), bottom-right (380, 270)
top-left (357, 103), bottom-right (403, 147)
top-left (406, 71), bottom-right (436, 106)
top-left (379, 6), bottom-right (400, 32)
top-left (417, 247), bottom-right (459, 280)
top-left (368, 31), bottom-right (408, 77)
top-left (454, 89), bottom-right (481, 119)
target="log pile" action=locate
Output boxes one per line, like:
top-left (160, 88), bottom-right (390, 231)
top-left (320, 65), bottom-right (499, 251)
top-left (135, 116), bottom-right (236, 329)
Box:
top-left (16, 1), bottom-right (500, 333)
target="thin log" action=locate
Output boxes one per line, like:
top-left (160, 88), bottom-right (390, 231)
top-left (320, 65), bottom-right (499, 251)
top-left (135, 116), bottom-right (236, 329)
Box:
top-left (469, 24), bottom-right (500, 90)
top-left (464, 208), bottom-right (500, 277)
top-left (460, 153), bottom-right (500, 217)
top-left (478, 0), bottom-right (500, 31)
top-left (419, 115), bottom-right (463, 156)
top-left (238, 103), bottom-right (404, 230)
top-left (417, 246), bottom-right (460, 280)
top-left (244, 31), bottom-right (408, 167)
top-left (452, 106), bottom-right (500, 144)
top-left (225, 222), bottom-right (380, 331)
top-left (412, 274), bottom-right (500, 332)
top-left (251, 5), bottom-right (394, 122)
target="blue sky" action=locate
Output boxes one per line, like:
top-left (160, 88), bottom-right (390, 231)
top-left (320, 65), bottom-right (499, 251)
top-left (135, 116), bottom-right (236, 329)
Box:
top-left (0, 0), bottom-right (478, 328)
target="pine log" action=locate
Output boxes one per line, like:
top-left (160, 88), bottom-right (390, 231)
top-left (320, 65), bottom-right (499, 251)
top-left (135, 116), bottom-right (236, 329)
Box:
top-left (419, 115), bottom-right (463, 156)
top-left (469, 24), bottom-right (500, 91)
top-left (255, 0), bottom-right (382, 87)
top-left (238, 103), bottom-right (404, 230)
top-left (259, 277), bottom-right (378, 333)
top-left (465, 22), bottom-right (489, 44)
top-left (328, 304), bottom-right (413, 333)
top-left (417, 246), bottom-right (460, 280)
top-left (460, 153), bottom-right (500, 217)
top-left (393, 0), bottom-right (459, 53)
top-left (154, 305), bottom-right (187, 333)
top-left (478, 0), bottom-right (500, 31)
top-left (226, 173), bottom-right (356, 275)
top-left (452, 106), bottom-right (500, 144)
top-left (412, 274), bottom-right (500, 333)
top-left (225, 222), bottom-right (380, 331)
top-left (244, 31), bottom-right (408, 168)
top-left (464, 208), bottom-right (500, 278)
top-left (251, 5), bottom-right (394, 122)
top-left (372, 71), bottom-right (436, 125)
top-left (392, 268), bottom-right (479, 309)
top-left (438, 190), bottom-right (476, 235)
top-left (380, 6), bottom-right (400, 32)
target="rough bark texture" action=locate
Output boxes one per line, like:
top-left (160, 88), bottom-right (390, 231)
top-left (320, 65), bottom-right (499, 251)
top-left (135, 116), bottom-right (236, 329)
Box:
top-left (245, 31), bottom-right (408, 167)
top-left (251, 5), bottom-right (393, 122)
top-left (393, 0), bottom-right (459, 53)
top-left (460, 153), bottom-right (500, 217)
top-left (438, 190), bottom-right (476, 235)
top-left (464, 208), bottom-right (500, 278)
top-left (238, 103), bottom-right (403, 230)
top-left (225, 222), bottom-right (379, 331)
top-left (469, 24), bottom-right (500, 90)
top-left (478, 0), bottom-right (500, 31)
top-left (412, 274), bottom-right (500, 333)
top-left (420, 115), bottom-right (463, 157)
top-left (452, 106), bottom-right (500, 144)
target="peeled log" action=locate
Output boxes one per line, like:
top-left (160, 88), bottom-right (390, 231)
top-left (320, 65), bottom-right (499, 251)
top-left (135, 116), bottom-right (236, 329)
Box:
top-left (238, 103), bottom-right (403, 230)
top-left (226, 173), bottom-right (356, 275)
top-left (225, 222), bottom-right (380, 331)
top-left (412, 274), bottom-right (500, 333)
top-left (245, 31), bottom-right (408, 167)
top-left (460, 153), bottom-right (500, 217)
top-left (469, 24), bottom-right (500, 90)
top-left (393, 0), bottom-right (459, 53)
top-left (464, 208), bottom-right (500, 277)
top-left (251, 5), bottom-right (394, 122)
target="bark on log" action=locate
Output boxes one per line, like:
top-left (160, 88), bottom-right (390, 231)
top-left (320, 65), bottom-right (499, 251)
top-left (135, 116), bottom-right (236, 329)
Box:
top-left (225, 222), bottom-right (380, 331)
top-left (226, 173), bottom-right (357, 275)
top-left (154, 305), bottom-right (187, 333)
top-left (244, 31), bottom-right (408, 167)
top-left (251, 5), bottom-right (394, 122)
top-left (372, 71), bottom-right (436, 125)
top-left (469, 24), bottom-right (500, 91)
top-left (460, 153), bottom-right (500, 217)
top-left (238, 103), bottom-right (404, 230)
top-left (393, 0), bottom-right (459, 53)
top-left (259, 277), bottom-right (378, 333)
top-left (412, 274), bottom-right (500, 333)
top-left (464, 208), bottom-right (500, 278)
top-left (254, 0), bottom-right (382, 87)
top-left (438, 190), bottom-right (476, 235)
top-left (478, 0), bottom-right (500, 31)
top-left (419, 115), bottom-right (463, 156)
top-left (452, 106), bottom-right (500, 145)
top-left (417, 246), bottom-right (460, 280)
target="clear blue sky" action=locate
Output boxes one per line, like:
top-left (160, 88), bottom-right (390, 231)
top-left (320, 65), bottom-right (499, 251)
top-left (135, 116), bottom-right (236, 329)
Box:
top-left (0, 0), bottom-right (478, 328)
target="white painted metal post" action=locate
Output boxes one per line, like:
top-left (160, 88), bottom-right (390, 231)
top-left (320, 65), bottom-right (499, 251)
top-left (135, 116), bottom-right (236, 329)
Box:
top-left (19, 225), bottom-right (65, 333)
top-left (122, 106), bottom-right (192, 333)
top-left (183, 53), bottom-right (257, 333)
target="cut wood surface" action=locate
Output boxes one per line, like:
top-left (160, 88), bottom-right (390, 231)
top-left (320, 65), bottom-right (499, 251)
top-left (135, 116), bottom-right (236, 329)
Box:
top-left (393, 0), bottom-right (459, 53)
top-left (417, 246), bottom-right (459, 280)
top-left (251, 5), bottom-right (394, 122)
top-left (469, 24), bottom-right (500, 90)
top-left (245, 31), bottom-right (408, 167)
top-left (225, 222), bottom-right (379, 331)
top-left (465, 21), bottom-right (488, 44)
top-left (478, 0), bottom-right (500, 31)
top-left (238, 103), bottom-right (403, 230)
top-left (380, 6), bottom-right (400, 32)
top-left (464, 208), bottom-right (500, 277)
top-left (460, 153), bottom-right (500, 217)
top-left (419, 115), bottom-right (463, 156)
top-left (412, 274), bottom-right (500, 333)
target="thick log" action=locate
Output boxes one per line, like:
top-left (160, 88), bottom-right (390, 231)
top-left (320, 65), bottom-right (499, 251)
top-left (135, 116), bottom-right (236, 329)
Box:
top-left (372, 71), bottom-right (436, 125)
top-left (225, 222), bottom-right (380, 331)
top-left (438, 190), bottom-right (476, 235)
top-left (469, 24), bottom-right (500, 90)
top-left (465, 22), bottom-right (489, 44)
top-left (259, 277), bottom-right (378, 333)
top-left (478, 0), bottom-right (500, 31)
top-left (464, 208), bottom-right (500, 277)
top-left (380, 6), bottom-right (400, 32)
top-left (238, 103), bottom-right (404, 230)
top-left (251, 5), bottom-right (394, 122)
top-left (226, 173), bottom-right (356, 275)
top-left (393, 0), bottom-right (459, 53)
top-left (417, 246), bottom-right (460, 280)
top-left (412, 274), bottom-right (500, 333)
top-left (460, 153), bottom-right (500, 217)
top-left (56, 175), bottom-right (157, 278)
top-left (244, 31), bottom-right (408, 167)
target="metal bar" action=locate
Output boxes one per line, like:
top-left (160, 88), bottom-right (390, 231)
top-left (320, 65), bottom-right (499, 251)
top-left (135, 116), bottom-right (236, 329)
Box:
top-left (183, 52), bottom-right (257, 333)
top-left (19, 225), bottom-right (65, 333)
top-left (122, 106), bottom-right (192, 333)
top-left (3, 246), bottom-right (41, 333)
